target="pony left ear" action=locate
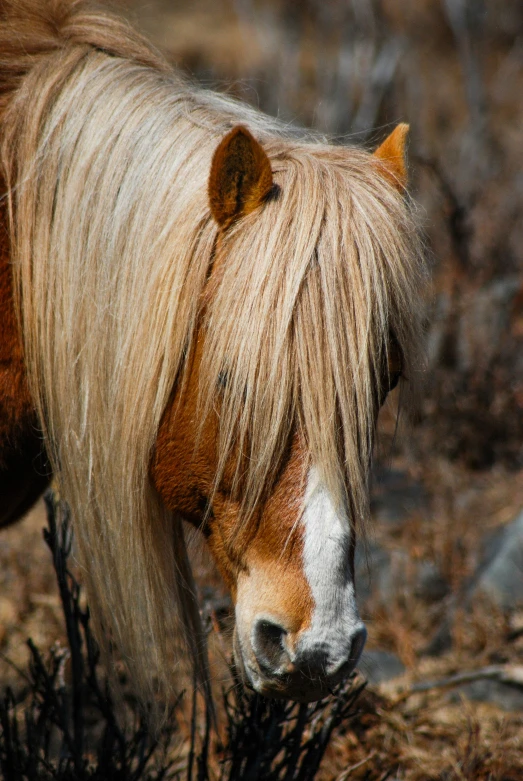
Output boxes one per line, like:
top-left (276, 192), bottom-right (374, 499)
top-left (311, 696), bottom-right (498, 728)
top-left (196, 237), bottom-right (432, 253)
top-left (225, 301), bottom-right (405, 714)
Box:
top-left (209, 125), bottom-right (273, 228)
top-left (373, 123), bottom-right (409, 190)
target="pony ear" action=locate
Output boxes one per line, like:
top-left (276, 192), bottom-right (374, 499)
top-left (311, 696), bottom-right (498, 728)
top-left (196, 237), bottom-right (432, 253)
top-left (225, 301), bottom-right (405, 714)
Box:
top-left (373, 123), bottom-right (409, 190)
top-left (209, 125), bottom-right (273, 228)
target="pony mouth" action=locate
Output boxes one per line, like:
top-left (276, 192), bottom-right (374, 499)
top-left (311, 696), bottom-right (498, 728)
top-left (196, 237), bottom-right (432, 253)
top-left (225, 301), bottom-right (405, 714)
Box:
top-left (253, 659), bottom-right (356, 703)
top-left (232, 628), bottom-right (355, 702)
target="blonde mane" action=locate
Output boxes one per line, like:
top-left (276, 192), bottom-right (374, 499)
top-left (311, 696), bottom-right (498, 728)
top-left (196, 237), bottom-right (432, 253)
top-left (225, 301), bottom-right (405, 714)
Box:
top-left (0, 1), bottom-right (425, 705)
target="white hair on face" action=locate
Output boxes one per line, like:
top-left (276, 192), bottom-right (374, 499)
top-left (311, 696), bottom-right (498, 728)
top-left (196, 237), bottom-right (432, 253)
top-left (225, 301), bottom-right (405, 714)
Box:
top-left (1, 0), bottom-right (426, 710)
top-left (299, 468), bottom-right (363, 669)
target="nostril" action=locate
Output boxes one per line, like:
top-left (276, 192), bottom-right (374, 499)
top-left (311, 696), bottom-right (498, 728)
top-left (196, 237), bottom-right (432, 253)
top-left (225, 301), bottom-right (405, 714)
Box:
top-left (311, 624), bottom-right (367, 680)
top-left (252, 618), bottom-right (289, 673)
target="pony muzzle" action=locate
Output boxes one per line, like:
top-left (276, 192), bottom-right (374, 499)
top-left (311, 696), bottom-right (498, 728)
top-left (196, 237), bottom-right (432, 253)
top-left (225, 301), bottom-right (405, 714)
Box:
top-left (234, 611), bottom-right (367, 701)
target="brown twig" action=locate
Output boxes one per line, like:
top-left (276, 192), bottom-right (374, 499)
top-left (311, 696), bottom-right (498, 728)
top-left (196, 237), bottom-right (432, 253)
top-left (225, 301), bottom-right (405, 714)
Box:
top-left (392, 664), bottom-right (523, 704)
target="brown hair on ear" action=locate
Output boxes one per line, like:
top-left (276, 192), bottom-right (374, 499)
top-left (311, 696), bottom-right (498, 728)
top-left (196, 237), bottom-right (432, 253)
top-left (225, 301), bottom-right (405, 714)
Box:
top-left (208, 125), bottom-right (273, 228)
top-left (373, 123), bottom-right (409, 191)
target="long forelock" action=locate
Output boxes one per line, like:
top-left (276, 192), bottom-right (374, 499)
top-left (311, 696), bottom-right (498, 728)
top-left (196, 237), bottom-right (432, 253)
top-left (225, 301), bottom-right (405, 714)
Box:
top-left (200, 144), bottom-right (425, 532)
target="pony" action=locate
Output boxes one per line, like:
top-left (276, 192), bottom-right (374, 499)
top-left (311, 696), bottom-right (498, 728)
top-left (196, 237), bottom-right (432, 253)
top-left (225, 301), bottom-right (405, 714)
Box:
top-left (0, 0), bottom-right (425, 705)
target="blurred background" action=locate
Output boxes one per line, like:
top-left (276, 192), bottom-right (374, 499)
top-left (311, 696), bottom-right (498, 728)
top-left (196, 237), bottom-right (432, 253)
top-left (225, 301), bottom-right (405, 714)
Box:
top-left (1, 1), bottom-right (523, 778)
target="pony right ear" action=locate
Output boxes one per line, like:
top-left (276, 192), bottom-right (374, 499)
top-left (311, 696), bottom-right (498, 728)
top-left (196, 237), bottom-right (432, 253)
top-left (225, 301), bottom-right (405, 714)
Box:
top-left (208, 125), bottom-right (273, 228)
top-left (373, 123), bottom-right (409, 190)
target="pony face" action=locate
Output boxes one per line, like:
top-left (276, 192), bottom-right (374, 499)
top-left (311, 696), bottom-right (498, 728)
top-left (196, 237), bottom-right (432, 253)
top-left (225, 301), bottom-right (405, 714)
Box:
top-left (150, 125), bottom-right (412, 700)
top-left (152, 334), bottom-right (366, 701)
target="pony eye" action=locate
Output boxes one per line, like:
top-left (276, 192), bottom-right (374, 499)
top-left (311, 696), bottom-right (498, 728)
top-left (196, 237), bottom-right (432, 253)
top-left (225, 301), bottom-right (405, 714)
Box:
top-left (384, 331), bottom-right (402, 396)
top-left (388, 371), bottom-right (401, 392)
top-left (379, 370), bottom-right (401, 405)
top-left (379, 334), bottom-right (402, 404)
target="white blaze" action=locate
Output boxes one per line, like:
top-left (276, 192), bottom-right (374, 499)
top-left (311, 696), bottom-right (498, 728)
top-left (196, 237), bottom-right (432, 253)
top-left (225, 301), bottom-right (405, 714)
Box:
top-left (298, 467), bottom-right (364, 670)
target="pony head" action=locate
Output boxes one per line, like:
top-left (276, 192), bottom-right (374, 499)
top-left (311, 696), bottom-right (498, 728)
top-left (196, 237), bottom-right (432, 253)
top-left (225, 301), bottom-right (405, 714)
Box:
top-left (151, 125), bottom-right (415, 700)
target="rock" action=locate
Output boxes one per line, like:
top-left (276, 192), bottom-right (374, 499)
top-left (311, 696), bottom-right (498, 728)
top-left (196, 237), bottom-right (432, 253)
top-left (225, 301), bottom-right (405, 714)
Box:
top-left (452, 679), bottom-right (523, 712)
top-left (426, 510), bottom-right (523, 656)
top-left (359, 649), bottom-right (405, 684)
top-left (472, 509), bottom-right (523, 610)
